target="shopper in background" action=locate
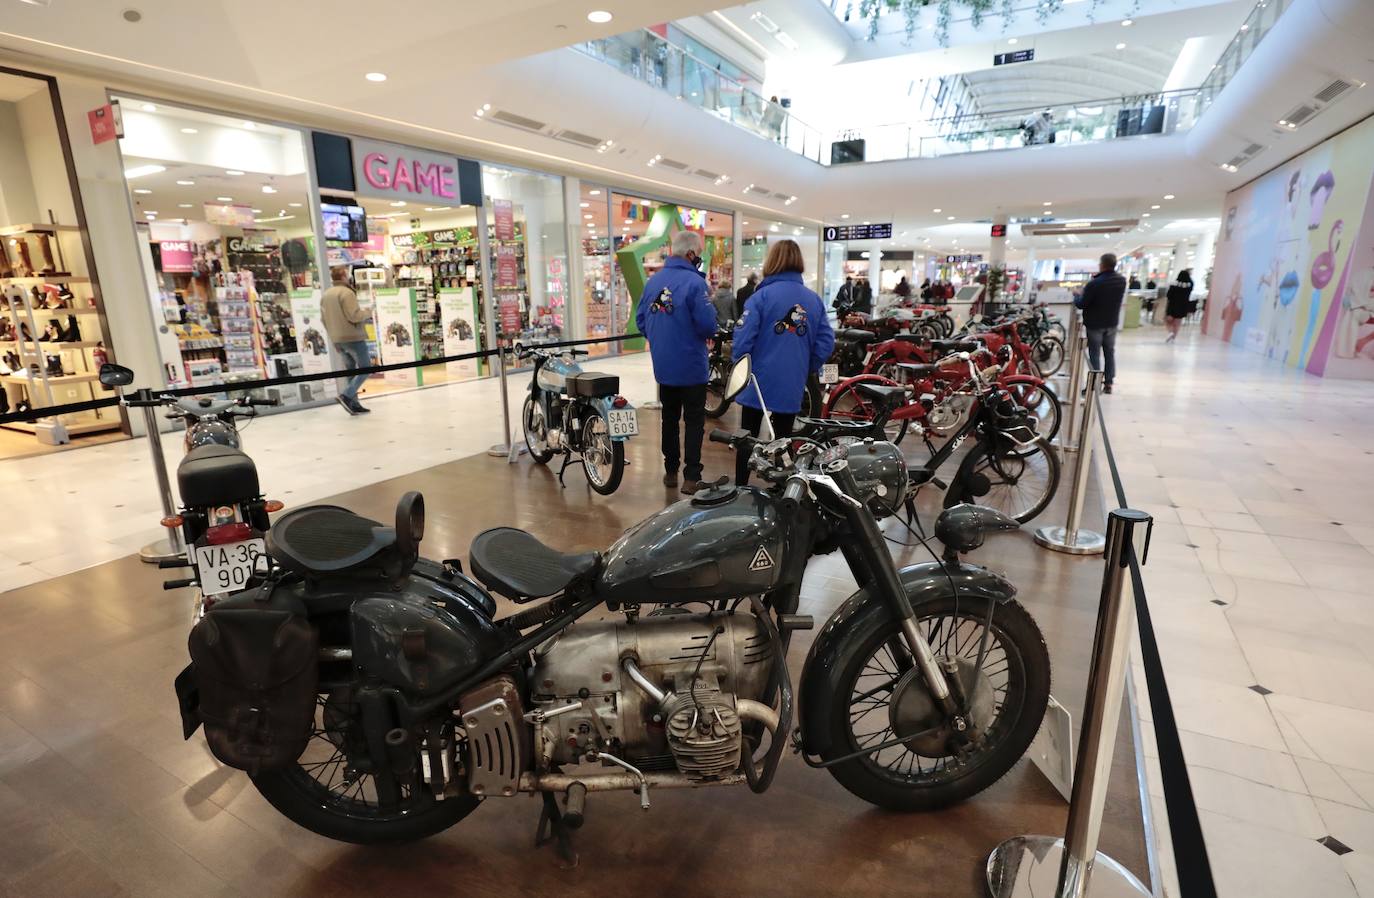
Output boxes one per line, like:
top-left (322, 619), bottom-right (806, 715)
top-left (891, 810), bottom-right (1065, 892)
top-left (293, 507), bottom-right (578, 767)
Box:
top-left (920, 278), bottom-right (933, 300)
top-left (894, 276), bottom-right (912, 299)
top-left (854, 277), bottom-right (874, 315)
top-left (1129, 274), bottom-right (1142, 290)
top-left (763, 95), bottom-right (785, 142)
top-left (1164, 269), bottom-right (1194, 343)
top-left (711, 279), bottom-right (737, 327)
top-left (636, 229), bottom-right (717, 494)
top-left (731, 239), bottom-right (835, 486)
top-left (834, 276), bottom-right (856, 315)
top-left (322, 266), bottom-right (373, 415)
top-left (1074, 252), bottom-right (1127, 394)
top-left (734, 272), bottom-right (758, 320)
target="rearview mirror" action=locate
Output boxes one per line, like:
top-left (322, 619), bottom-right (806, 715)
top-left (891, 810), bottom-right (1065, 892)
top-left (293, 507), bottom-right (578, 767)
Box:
top-left (725, 356), bottom-right (752, 401)
top-left (98, 363), bottom-right (134, 387)
top-left (395, 490), bottom-right (425, 560)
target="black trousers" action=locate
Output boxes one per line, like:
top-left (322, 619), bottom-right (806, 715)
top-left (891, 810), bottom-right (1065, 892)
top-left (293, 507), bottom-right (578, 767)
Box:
top-left (736, 405), bottom-right (796, 486)
top-left (659, 383), bottom-right (707, 481)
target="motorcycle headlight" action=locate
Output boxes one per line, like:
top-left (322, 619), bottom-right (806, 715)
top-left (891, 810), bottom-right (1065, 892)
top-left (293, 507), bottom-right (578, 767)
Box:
top-left (842, 439), bottom-right (909, 515)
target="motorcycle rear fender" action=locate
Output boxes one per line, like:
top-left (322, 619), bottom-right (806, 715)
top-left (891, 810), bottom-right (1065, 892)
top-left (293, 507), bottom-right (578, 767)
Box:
top-left (999, 373), bottom-right (1044, 388)
top-left (796, 561), bottom-right (1016, 757)
top-left (587, 395), bottom-right (635, 442)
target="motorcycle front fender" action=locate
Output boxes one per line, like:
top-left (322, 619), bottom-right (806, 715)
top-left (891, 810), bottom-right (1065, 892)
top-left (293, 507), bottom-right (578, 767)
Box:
top-left (587, 395), bottom-right (636, 442)
top-left (796, 561), bottom-right (1016, 758)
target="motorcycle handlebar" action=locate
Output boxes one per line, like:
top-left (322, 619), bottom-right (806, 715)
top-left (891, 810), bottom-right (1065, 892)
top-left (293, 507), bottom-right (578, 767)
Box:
top-left (778, 476), bottom-right (808, 515)
top-left (709, 428), bottom-right (740, 445)
top-left (244, 396), bottom-right (280, 407)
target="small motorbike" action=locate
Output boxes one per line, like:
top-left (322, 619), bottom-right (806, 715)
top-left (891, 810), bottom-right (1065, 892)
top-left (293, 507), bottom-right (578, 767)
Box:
top-left (169, 355), bottom-right (1051, 858)
top-left (518, 343), bottom-right (636, 495)
top-left (706, 324), bottom-right (821, 420)
top-left (99, 364), bottom-right (282, 619)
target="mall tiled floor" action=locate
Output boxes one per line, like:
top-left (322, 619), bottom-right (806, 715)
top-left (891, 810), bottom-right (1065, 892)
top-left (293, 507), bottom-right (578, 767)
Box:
top-left (1102, 324), bottom-right (1374, 898)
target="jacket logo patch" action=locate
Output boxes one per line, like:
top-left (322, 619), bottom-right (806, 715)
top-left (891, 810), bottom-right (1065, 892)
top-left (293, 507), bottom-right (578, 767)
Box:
top-left (749, 546), bottom-right (775, 572)
top-left (650, 288), bottom-right (674, 315)
top-left (773, 304), bottom-right (809, 336)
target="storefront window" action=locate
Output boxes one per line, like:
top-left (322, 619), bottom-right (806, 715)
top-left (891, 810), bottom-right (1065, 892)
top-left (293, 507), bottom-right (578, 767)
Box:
top-left (483, 164), bottom-right (568, 369)
top-left (578, 183), bottom-right (614, 358)
top-left (113, 96), bottom-right (325, 403)
top-left (740, 219), bottom-right (818, 291)
top-left (1, 71), bottom-right (119, 458)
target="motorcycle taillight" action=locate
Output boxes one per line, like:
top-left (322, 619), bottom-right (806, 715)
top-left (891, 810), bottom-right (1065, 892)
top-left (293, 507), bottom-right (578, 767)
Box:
top-left (205, 522), bottom-right (252, 545)
top-left (612, 395), bottom-right (628, 408)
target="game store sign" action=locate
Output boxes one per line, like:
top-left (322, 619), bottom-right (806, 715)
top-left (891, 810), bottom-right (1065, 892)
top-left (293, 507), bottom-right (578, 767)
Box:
top-left (312, 131), bottom-right (483, 207)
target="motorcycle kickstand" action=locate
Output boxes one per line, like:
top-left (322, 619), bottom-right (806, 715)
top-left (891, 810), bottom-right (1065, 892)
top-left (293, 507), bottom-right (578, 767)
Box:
top-left (555, 451), bottom-right (574, 488)
top-left (534, 791), bottom-right (579, 867)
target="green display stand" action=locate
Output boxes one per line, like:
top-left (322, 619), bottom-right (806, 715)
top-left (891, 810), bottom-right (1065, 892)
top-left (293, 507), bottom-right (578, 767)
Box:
top-left (1122, 292), bottom-right (1142, 329)
top-left (613, 203), bottom-right (700, 353)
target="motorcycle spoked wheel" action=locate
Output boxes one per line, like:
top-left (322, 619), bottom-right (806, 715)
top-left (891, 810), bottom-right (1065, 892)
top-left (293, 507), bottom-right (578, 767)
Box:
top-left (581, 415), bottom-right (625, 495)
top-left (705, 360), bottom-right (730, 418)
top-left (825, 382), bottom-right (908, 444)
top-left (1032, 336), bottom-right (1065, 377)
top-left (817, 594), bottom-right (1049, 812)
top-left (1002, 382), bottom-right (1062, 450)
top-left (943, 436), bottom-right (1061, 523)
top-left (252, 692), bottom-right (479, 844)
top-left (523, 396), bottom-right (555, 464)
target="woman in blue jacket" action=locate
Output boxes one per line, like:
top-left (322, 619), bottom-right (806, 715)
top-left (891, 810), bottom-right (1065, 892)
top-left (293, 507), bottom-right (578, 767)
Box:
top-left (731, 239), bottom-right (835, 485)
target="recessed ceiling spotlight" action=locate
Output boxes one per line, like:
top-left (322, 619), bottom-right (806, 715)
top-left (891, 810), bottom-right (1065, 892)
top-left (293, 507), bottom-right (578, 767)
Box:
top-left (1163, 194), bottom-right (1175, 200)
top-left (1285, 122), bottom-right (1297, 129)
top-left (252, 208), bottom-right (263, 214)
top-left (947, 216), bottom-right (956, 220)
top-left (390, 200), bottom-right (406, 207)
top-left (290, 202), bottom-right (303, 208)
top-left (1121, 18), bottom-right (1133, 26)
top-left (216, 196), bottom-right (233, 202)
top-left (862, 220), bottom-right (870, 225)
top-left (589, 189), bottom-right (601, 196)
top-left (225, 169), bottom-right (244, 176)
top-left (133, 188), bottom-right (152, 195)
top-left (1007, 38), bottom-right (1018, 45)
top-left (365, 72), bottom-right (387, 82)
top-left (624, 219), bottom-right (633, 224)
top-left (141, 103), bottom-right (156, 112)
top-left (180, 127), bottom-right (198, 134)
top-left (587, 10), bottom-right (612, 24)
top-left (262, 185), bottom-right (277, 194)
top-left (840, 213), bottom-right (850, 219)
top-left (1042, 201), bottom-right (1052, 206)
top-left (1115, 42), bottom-right (1127, 50)
top-left (178, 203), bottom-right (193, 208)
top-left (1142, 212), bottom-right (1151, 217)
top-left (242, 121), bottom-right (255, 130)
top-left (933, 208), bottom-right (942, 213)
top-left (176, 179), bottom-right (194, 186)
top-left (1151, 204), bottom-right (1160, 209)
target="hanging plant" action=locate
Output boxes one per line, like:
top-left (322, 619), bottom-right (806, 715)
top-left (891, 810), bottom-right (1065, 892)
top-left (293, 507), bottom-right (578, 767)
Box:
top-left (1000, 0), bottom-right (1016, 31)
top-left (1035, 0), bottom-right (1064, 25)
top-left (935, 0), bottom-right (954, 46)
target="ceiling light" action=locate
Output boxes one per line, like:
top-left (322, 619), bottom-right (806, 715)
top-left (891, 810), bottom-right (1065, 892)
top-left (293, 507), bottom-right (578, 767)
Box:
top-left (932, 208), bottom-right (942, 213)
top-left (365, 72), bottom-right (387, 82)
top-left (180, 127), bottom-right (198, 134)
top-left (390, 200), bottom-right (406, 207)
top-left (144, 212), bottom-right (157, 218)
top-left (640, 200), bottom-right (651, 206)
top-left (133, 188), bottom-right (152, 195)
top-left (1163, 194), bottom-right (1175, 200)
top-left (947, 216), bottom-right (956, 220)
top-left (1151, 204), bottom-right (1161, 209)
top-left (1044, 210), bottom-right (1053, 215)
top-left (1042, 201), bottom-right (1052, 206)
top-left (862, 220), bottom-right (870, 225)
top-left (580, 202), bottom-right (591, 208)
top-left (139, 102), bottom-right (156, 112)
top-left (1007, 38), bottom-right (1018, 45)
top-left (1240, 23), bottom-right (1249, 31)
top-left (178, 203), bottom-right (193, 208)
top-left (1286, 122), bottom-right (1297, 130)
top-left (482, 103), bottom-right (491, 112)
top-left (624, 219), bottom-right (633, 224)
top-left (769, 224), bottom-right (779, 232)
top-left (216, 196), bottom-right (233, 202)
top-left (1121, 18), bottom-right (1133, 26)
top-left (590, 189), bottom-right (601, 196)
top-left (1115, 42), bottom-right (1126, 50)
top-left (176, 179), bottom-right (194, 186)
top-left (1142, 213), bottom-right (1151, 217)
top-left (290, 202), bottom-right (304, 208)
top-left (775, 30), bottom-right (799, 51)
top-left (587, 10), bottom-right (612, 24)
top-left (474, 109), bottom-right (485, 117)
top-left (252, 208), bottom-right (263, 213)
top-left (750, 11), bottom-right (780, 33)
top-left (225, 169), bottom-right (244, 176)
top-left (123, 164), bottom-right (165, 179)
top-left (841, 214), bottom-right (850, 219)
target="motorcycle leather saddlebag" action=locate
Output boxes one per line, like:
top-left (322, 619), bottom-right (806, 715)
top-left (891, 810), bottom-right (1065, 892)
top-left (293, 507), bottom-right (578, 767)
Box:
top-left (186, 583), bottom-right (318, 774)
top-left (569, 372), bottom-right (619, 397)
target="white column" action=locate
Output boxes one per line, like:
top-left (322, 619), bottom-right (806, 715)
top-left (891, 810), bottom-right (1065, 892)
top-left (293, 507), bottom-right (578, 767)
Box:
top-left (988, 213), bottom-right (1008, 270)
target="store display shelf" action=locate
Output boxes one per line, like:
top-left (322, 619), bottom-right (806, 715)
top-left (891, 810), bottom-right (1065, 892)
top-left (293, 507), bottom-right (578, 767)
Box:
top-left (1, 275), bottom-right (91, 286)
top-left (1, 418), bottom-right (118, 435)
top-left (0, 223), bottom-right (81, 237)
top-left (0, 340), bottom-right (101, 349)
top-left (4, 372), bottom-right (99, 385)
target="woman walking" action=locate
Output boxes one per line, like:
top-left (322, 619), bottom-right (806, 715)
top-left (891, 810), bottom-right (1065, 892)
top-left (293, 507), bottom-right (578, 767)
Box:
top-left (730, 239), bottom-right (835, 485)
top-left (1165, 269), bottom-right (1194, 343)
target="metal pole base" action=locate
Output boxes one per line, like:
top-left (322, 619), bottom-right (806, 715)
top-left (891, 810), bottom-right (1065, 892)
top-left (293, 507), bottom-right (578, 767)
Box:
top-left (139, 538), bottom-right (185, 565)
top-left (1034, 526), bottom-right (1106, 555)
top-left (987, 836), bottom-right (1150, 898)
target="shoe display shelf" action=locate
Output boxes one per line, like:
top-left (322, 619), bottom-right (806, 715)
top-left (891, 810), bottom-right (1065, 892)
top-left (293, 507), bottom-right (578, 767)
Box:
top-left (0, 223), bottom-right (121, 444)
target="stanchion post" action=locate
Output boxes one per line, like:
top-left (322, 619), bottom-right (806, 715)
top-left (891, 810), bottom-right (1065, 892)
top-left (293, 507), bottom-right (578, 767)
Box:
top-left (986, 508), bottom-right (1154, 898)
top-left (1058, 318), bottom-right (1085, 453)
top-left (1036, 369), bottom-right (1105, 554)
top-left (486, 342), bottom-right (522, 461)
top-left (137, 401), bottom-right (185, 564)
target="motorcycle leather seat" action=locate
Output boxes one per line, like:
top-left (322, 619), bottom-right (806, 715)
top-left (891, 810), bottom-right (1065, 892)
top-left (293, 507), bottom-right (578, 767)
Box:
top-left (469, 527), bottom-right (598, 601)
top-left (837, 328), bottom-right (879, 345)
top-left (267, 505), bottom-right (398, 577)
top-left (892, 333), bottom-right (928, 344)
top-left (895, 362), bottom-right (938, 378)
top-left (568, 372), bottom-right (619, 398)
top-left (932, 339), bottom-right (980, 354)
top-left (854, 382), bottom-right (908, 407)
top-left (177, 444), bottom-right (260, 507)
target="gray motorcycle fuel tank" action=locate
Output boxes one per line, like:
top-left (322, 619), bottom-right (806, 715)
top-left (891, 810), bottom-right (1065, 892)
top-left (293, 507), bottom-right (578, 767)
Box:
top-left (597, 486), bottom-right (788, 605)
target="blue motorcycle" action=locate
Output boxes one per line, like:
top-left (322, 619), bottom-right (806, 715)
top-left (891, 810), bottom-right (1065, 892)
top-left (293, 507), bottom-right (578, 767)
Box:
top-left (518, 344), bottom-right (636, 495)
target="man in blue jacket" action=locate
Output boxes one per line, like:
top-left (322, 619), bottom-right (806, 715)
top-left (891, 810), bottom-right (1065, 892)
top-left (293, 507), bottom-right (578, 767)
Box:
top-left (1074, 252), bottom-right (1126, 394)
top-left (731, 239), bottom-right (835, 484)
top-left (636, 229), bottom-right (718, 494)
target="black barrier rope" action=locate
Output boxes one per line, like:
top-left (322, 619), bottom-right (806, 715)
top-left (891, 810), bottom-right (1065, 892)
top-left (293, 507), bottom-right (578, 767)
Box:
top-left (1098, 410), bottom-right (1218, 898)
top-left (0, 333), bottom-right (636, 427)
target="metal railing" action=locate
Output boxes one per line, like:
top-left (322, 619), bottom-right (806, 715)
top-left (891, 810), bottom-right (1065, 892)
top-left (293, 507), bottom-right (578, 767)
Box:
top-left (574, 30), bottom-right (826, 163)
top-left (1197, 0), bottom-right (1292, 110)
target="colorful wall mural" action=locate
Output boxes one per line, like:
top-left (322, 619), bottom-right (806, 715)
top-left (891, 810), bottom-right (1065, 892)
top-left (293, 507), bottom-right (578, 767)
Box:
top-left (1204, 114), bottom-right (1374, 379)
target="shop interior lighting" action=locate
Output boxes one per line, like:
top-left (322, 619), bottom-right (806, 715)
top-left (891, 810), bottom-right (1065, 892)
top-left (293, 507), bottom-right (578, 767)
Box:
top-left (216, 196), bottom-right (233, 202)
top-left (390, 200), bottom-right (406, 207)
top-left (774, 31), bottom-right (799, 51)
top-left (176, 179), bottom-right (194, 186)
top-left (290, 202), bottom-right (304, 208)
top-left (624, 218), bottom-right (633, 224)
top-left (1121, 18), bottom-right (1133, 26)
top-left (242, 121), bottom-right (255, 129)
top-left (947, 215), bottom-right (956, 220)
top-left (769, 224), bottom-right (779, 231)
top-left (840, 213), bottom-right (850, 219)
top-left (178, 203), bottom-right (193, 208)
top-left (750, 12), bottom-right (779, 33)
top-left (365, 72), bottom-right (387, 82)
top-left (932, 208), bottom-right (941, 213)
top-left (1115, 42), bottom-right (1127, 50)
top-left (1142, 213), bottom-right (1151, 217)
top-left (1042, 201), bottom-right (1052, 206)
top-left (1007, 38), bottom-right (1018, 45)
top-left (133, 188), bottom-right (151, 195)
top-left (225, 169), bottom-right (244, 176)
top-left (587, 10), bottom-right (613, 24)
top-left (251, 208), bottom-right (262, 213)
top-left (124, 164), bottom-right (165, 179)
top-left (1163, 194), bottom-right (1175, 199)
top-left (1151, 204), bottom-right (1161, 209)
top-left (579, 202), bottom-right (591, 208)
top-left (589, 189), bottom-right (601, 196)
top-left (474, 109), bottom-right (485, 118)
top-left (140, 103), bottom-right (156, 112)
top-left (262, 185), bottom-right (277, 194)
top-left (179, 127), bottom-right (198, 134)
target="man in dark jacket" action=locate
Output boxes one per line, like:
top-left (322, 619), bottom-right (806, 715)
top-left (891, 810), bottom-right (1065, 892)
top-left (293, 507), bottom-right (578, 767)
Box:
top-left (734, 272), bottom-right (758, 320)
top-left (1074, 253), bottom-right (1126, 393)
top-left (636, 230), bottom-right (718, 494)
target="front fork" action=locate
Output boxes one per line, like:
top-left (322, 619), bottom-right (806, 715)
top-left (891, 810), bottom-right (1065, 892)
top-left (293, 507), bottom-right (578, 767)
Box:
top-left (835, 479), bottom-right (974, 737)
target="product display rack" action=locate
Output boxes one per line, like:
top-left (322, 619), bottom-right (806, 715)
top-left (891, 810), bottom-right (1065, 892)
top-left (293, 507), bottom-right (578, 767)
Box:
top-left (0, 223), bottom-right (119, 441)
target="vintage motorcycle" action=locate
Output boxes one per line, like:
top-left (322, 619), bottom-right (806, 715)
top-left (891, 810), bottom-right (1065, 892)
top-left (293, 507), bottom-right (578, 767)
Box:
top-left (172, 356), bottom-right (1051, 853)
top-left (99, 363), bottom-right (282, 619)
top-left (519, 343), bottom-right (637, 495)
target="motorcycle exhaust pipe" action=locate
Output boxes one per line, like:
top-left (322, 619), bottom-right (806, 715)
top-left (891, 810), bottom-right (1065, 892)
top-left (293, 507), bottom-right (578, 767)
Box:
top-left (623, 657), bottom-right (778, 733)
